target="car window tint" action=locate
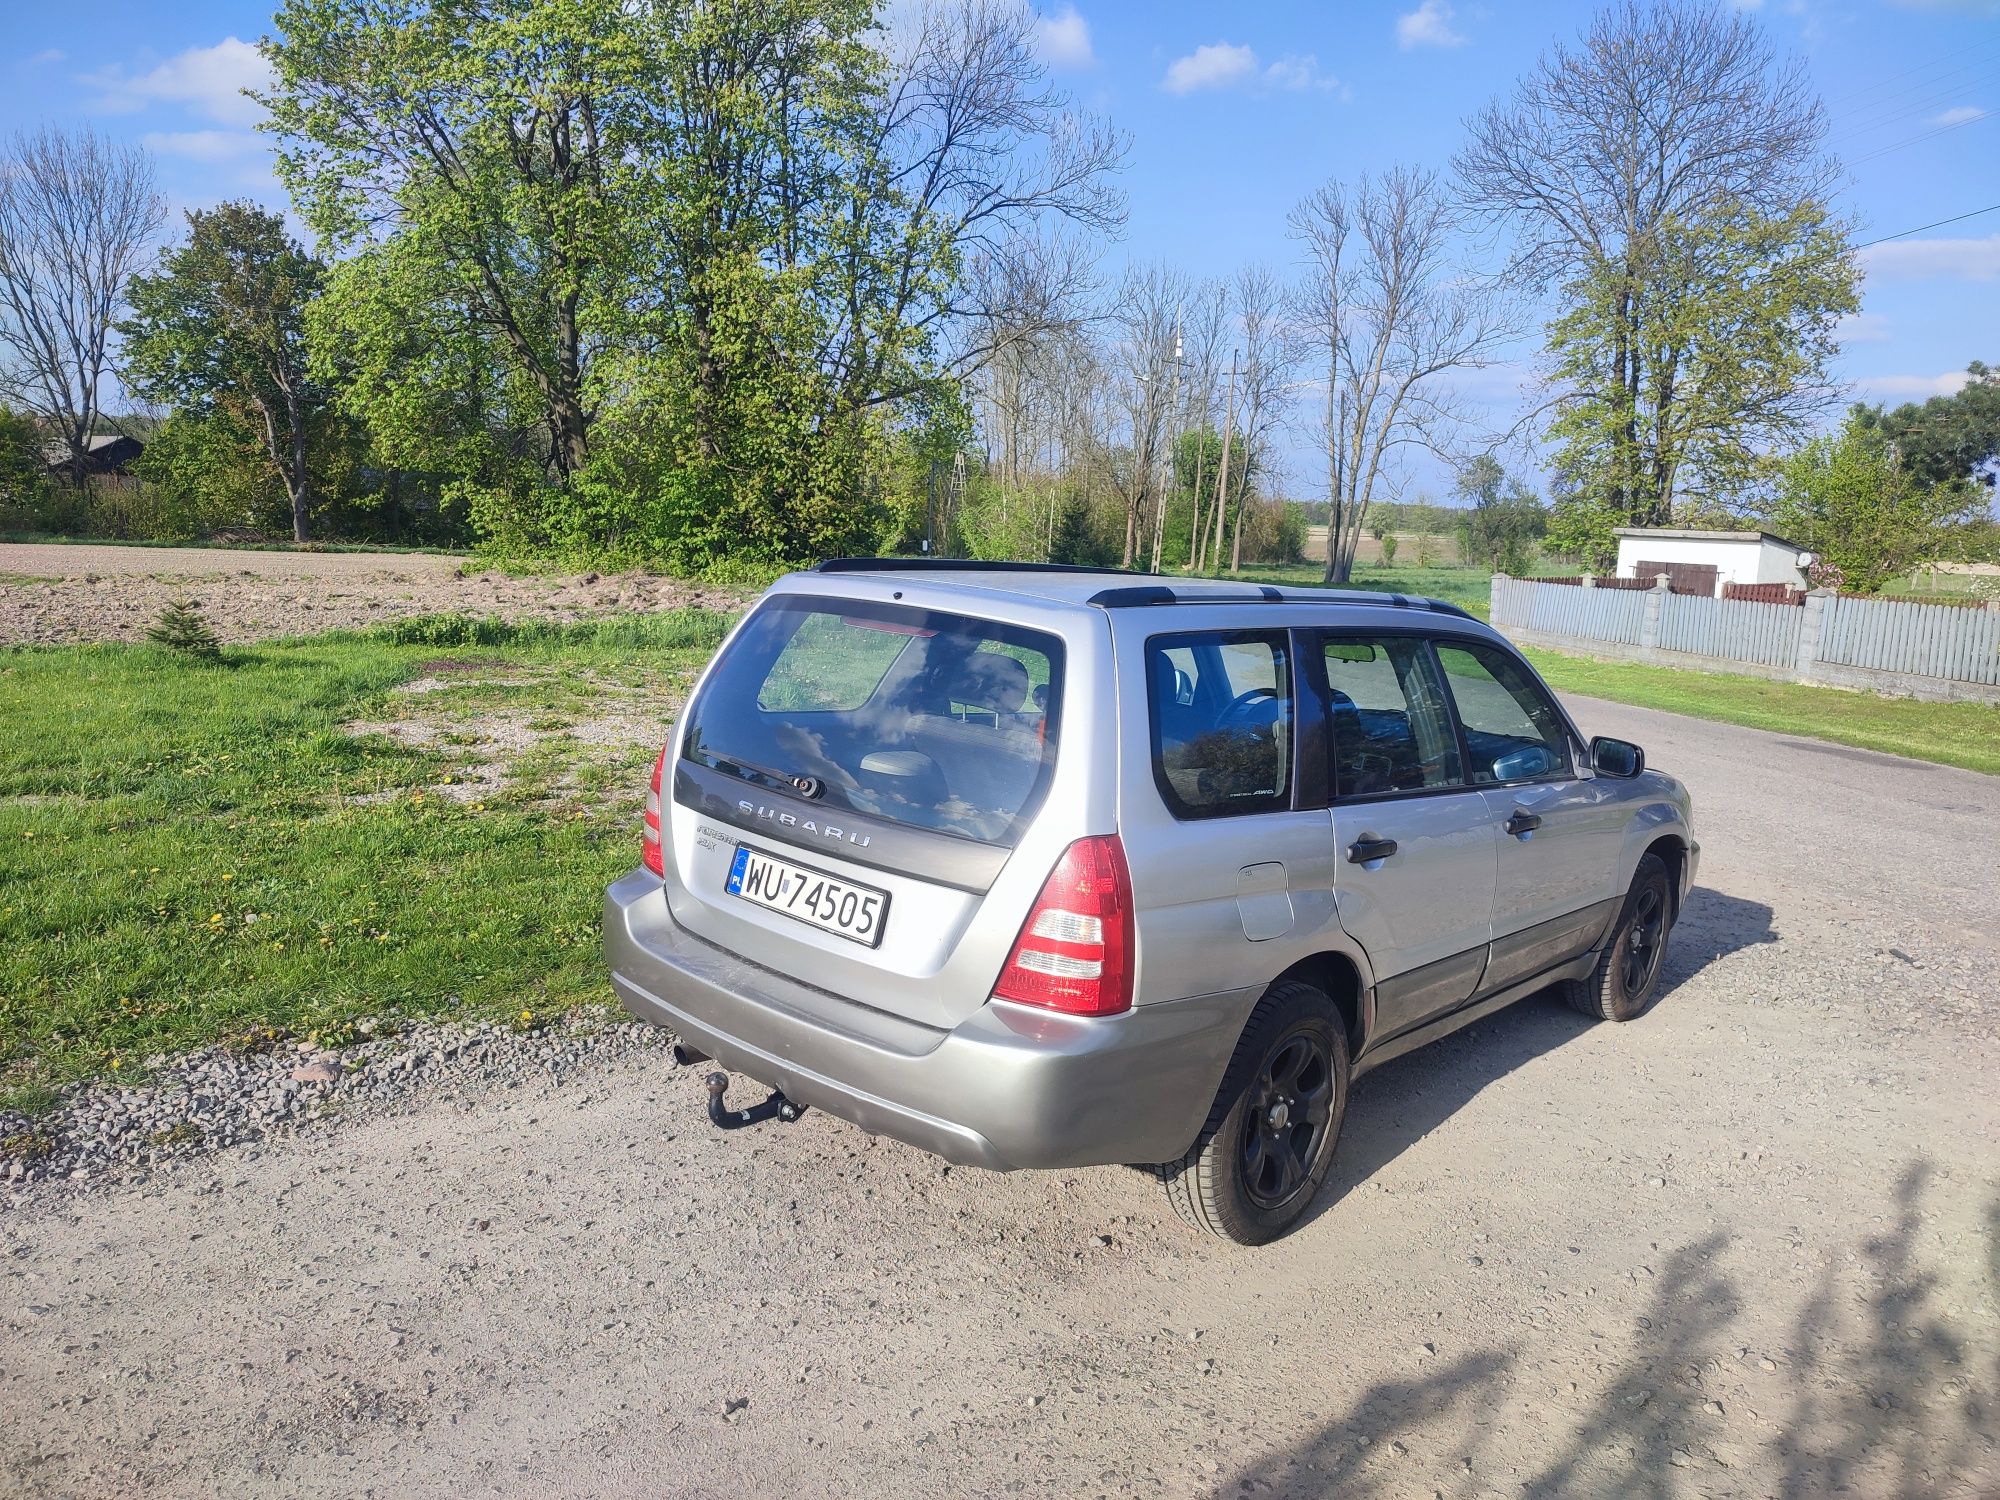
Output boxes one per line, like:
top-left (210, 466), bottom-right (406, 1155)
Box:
top-left (1147, 632), bottom-right (1292, 818)
top-left (1434, 642), bottom-right (1573, 784)
top-left (1320, 638), bottom-right (1463, 797)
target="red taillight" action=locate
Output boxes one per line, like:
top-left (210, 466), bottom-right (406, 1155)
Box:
top-left (641, 746), bottom-right (667, 875)
top-left (992, 835), bottom-right (1133, 1017)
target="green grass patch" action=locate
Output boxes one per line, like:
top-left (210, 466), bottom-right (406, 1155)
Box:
top-left (1522, 647), bottom-right (2000, 776)
top-left (0, 611), bottom-right (729, 1105)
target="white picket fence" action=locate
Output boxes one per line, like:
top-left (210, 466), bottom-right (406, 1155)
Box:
top-left (1490, 575), bottom-right (2000, 702)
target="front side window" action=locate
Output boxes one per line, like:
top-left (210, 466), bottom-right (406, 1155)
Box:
top-left (1147, 632), bottom-right (1292, 818)
top-left (1320, 637), bottom-right (1464, 798)
top-left (685, 598), bottom-right (1062, 845)
top-left (1434, 641), bottom-right (1574, 784)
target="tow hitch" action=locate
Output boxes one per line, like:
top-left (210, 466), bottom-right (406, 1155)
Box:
top-left (705, 1071), bottom-right (806, 1130)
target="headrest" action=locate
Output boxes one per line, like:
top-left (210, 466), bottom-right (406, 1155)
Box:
top-left (953, 651), bottom-right (1029, 714)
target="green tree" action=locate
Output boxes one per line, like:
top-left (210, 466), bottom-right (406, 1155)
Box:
top-left (0, 404), bottom-right (45, 508)
top-left (262, 0), bottom-right (1120, 567)
top-left (120, 202), bottom-right (325, 541)
top-left (1771, 413), bottom-right (1986, 593)
top-left (1459, 3), bottom-right (1851, 565)
top-left (1540, 205), bottom-right (1858, 568)
top-left (1455, 455), bottom-right (1548, 573)
top-left (1855, 361), bottom-right (2000, 491)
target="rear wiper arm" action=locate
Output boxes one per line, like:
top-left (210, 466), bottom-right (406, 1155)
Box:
top-left (707, 753), bottom-right (826, 799)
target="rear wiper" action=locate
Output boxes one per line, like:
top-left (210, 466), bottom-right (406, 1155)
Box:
top-left (707, 753), bottom-right (826, 800)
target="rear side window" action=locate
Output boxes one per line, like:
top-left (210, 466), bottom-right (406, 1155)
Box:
top-left (1434, 642), bottom-right (1573, 784)
top-left (1320, 637), bottom-right (1463, 797)
top-left (1147, 631), bottom-right (1292, 819)
top-left (684, 598), bottom-right (1061, 846)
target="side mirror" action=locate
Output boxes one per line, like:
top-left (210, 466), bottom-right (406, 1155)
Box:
top-left (1590, 736), bottom-right (1645, 778)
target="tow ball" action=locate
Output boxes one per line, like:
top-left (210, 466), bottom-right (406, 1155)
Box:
top-left (705, 1071), bottom-right (806, 1130)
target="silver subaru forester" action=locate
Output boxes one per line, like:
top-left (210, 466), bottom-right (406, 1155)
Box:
top-left (605, 560), bottom-right (1697, 1243)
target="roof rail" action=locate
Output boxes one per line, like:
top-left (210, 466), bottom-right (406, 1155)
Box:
top-left (1085, 583), bottom-right (1477, 621)
top-left (814, 557), bottom-right (1138, 576)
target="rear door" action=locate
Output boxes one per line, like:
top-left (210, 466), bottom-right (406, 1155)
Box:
top-left (1432, 638), bottom-right (1629, 992)
top-left (1116, 626), bottom-right (1339, 1004)
top-left (1311, 633), bottom-right (1498, 1042)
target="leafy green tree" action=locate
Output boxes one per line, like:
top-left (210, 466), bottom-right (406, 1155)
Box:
top-left (262, 0), bottom-right (1120, 567)
top-left (1540, 205), bottom-right (1858, 567)
top-left (1455, 455), bottom-right (1548, 573)
top-left (1771, 412), bottom-right (1987, 593)
top-left (121, 202), bottom-right (325, 540)
top-left (1855, 362), bottom-right (2000, 491)
top-left (1459, 4), bottom-right (1852, 562)
top-left (0, 404), bottom-right (45, 509)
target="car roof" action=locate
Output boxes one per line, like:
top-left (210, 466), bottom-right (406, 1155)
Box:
top-left (784, 559), bottom-right (1489, 631)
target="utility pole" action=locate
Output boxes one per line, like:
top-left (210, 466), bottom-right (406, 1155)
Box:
top-left (1206, 349), bottom-right (1238, 574)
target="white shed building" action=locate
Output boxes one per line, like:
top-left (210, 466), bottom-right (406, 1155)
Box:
top-left (1612, 528), bottom-right (1813, 596)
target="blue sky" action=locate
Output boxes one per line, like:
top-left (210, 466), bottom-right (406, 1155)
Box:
top-left (1, 0), bottom-right (1996, 500)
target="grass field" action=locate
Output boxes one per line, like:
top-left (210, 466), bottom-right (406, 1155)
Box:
top-left (0, 613), bottom-right (728, 1109)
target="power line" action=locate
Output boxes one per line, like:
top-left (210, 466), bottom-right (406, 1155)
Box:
top-left (1854, 201), bottom-right (2000, 250)
top-left (1847, 108), bottom-right (1994, 167)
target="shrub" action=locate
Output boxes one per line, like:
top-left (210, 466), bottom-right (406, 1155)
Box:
top-left (146, 599), bottom-right (223, 661)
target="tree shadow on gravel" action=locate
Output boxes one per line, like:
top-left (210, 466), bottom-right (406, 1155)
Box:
top-left (1229, 1161), bottom-right (1999, 1498)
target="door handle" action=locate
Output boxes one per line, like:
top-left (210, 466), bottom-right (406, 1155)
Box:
top-left (1346, 836), bottom-right (1398, 864)
top-left (1505, 810), bottom-right (1542, 838)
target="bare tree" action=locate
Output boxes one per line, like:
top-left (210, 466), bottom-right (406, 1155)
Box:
top-left (1290, 167), bottom-right (1509, 584)
top-left (1222, 264), bottom-right (1293, 572)
top-left (846, 0), bottom-right (1127, 412)
top-left (1107, 263), bottom-right (1186, 568)
top-left (1455, 0), bottom-right (1838, 525)
top-left (0, 126), bottom-right (164, 483)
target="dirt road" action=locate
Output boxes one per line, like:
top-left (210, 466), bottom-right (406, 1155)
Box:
top-left (0, 543), bottom-right (736, 643)
top-left (3, 698), bottom-right (1996, 1498)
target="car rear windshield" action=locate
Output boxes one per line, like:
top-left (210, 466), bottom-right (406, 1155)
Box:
top-left (682, 596), bottom-right (1064, 847)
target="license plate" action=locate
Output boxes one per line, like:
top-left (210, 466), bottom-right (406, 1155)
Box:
top-left (725, 845), bottom-right (888, 947)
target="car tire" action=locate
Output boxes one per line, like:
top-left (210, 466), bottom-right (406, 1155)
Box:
top-left (1564, 852), bottom-right (1674, 1023)
top-left (1155, 980), bottom-right (1350, 1246)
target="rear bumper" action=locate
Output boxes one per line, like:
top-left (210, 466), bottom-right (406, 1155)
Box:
top-left (604, 869), bottom-right (1254, 1171)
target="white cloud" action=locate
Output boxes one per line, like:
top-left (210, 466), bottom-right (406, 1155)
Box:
top-left (1834, 310), bottom-right (1892, 344)
top-left (1030, 5), bottom-right (1095, 69)
top-left (141, 129), bottom-right (266, 164)
top-left (84, 37), bottom-right (272, 128)
top-left (1861, 234), bottom-right (2000, 282)
top-left (1264, 54), bottom-right (1340, 92)
top-left (1929, 105), bottom-right (1987, 128)
top-left (1397, 0), bottom-right (1467, 49)
top-left (1850, 371), bottom-right (1974, 402)
top-left (1162, 41), bottom-right (1258, 94)
top-left (1161, 43), bottom-right (1340, 96)
top-left (27, 48), bottom-right (66, 66)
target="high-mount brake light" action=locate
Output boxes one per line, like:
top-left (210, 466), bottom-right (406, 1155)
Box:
top-left (991, 835), bottom-right (1134, 1017)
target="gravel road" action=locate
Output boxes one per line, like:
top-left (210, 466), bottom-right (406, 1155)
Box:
top-left (0, 543), bottom-right (738, 643)
top-left (4, 697), bottom-right (1997, 1499)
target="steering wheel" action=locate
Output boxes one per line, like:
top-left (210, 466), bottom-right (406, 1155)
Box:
top-left (1217, 686), bottom-right (1278, 730)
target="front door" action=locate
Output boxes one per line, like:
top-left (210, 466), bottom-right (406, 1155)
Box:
top-left (1313, 634), bottom-right (1498, 1043)
top-left (1432, 639), bottom-right (1629, 992)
